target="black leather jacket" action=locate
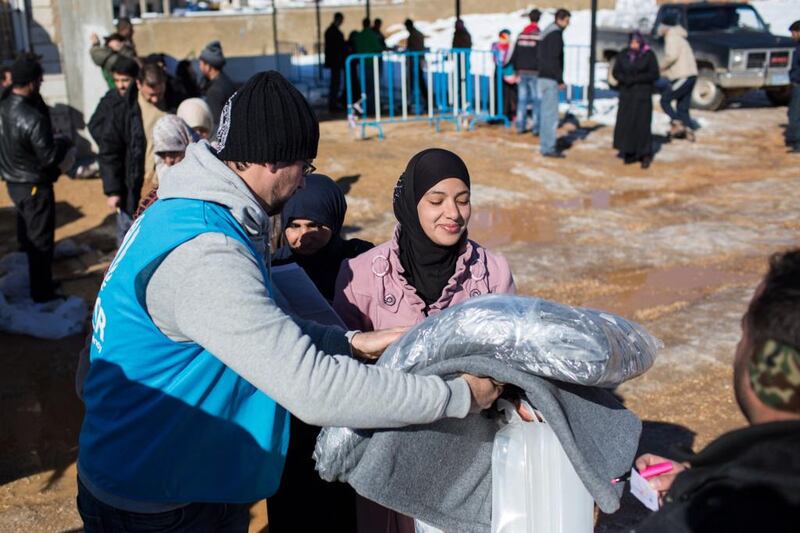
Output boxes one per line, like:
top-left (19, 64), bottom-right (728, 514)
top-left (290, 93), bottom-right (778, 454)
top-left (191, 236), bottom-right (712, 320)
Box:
top-left (0, 89), bottom-right (68, 185)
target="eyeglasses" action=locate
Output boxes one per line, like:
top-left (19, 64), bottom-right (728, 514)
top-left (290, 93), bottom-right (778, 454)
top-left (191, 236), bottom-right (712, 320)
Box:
top-left (302, 160), bottom-right (316, 176)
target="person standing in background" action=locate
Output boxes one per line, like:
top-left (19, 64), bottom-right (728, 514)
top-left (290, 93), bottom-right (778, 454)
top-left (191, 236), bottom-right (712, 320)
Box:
top-left (658, 13), bottom-right (698, 142)
top-left (372, 18), bottom-right (388, 51)
top-left (199, 40), bottom-right (236, 130)
top-left (452, 19), bottom-right (472, 49)
top-left (404, 18), bottom-right (428, 109)
top-left (785, 20), bottom-right (800, 153)
top-left (613, 31), bottom-right (659, 169)
top-left (510, 9), bottom-right (542, 134)
top-left (0, 56), bottom-right (71, 302)
top-left (88, 57), bottom-right (140, 149)
top-left (537, 8), bottom-right (570, 158)
top-left (353, 18), bottom-right (382, 115)
top-left (491, 29), bottom-right (517, 122)
top-left (324, 12), bottom-right (348, 112)
top-left (99, 62), bottom-right (168, 245)
top-left (177, 97), bottom-right (214, 140)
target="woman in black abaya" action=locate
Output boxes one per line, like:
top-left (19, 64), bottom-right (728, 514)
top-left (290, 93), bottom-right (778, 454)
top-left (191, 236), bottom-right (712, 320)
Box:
top-left (613, 31), bottom-right (660, 169)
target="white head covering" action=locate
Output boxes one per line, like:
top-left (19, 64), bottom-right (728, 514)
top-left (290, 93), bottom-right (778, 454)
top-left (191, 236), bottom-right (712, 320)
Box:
top-left (151, 114), bottom-right (194, 184)
top-left (177, 97), bottom-right (214, 135)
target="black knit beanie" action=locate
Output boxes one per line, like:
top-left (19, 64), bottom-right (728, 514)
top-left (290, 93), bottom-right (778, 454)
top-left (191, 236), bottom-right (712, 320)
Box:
top-left (215, 71), bottom-right (319, 163)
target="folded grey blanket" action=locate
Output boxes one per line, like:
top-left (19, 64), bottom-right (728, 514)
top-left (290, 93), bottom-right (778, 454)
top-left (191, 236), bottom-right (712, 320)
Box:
top-left (332, 357), bottom-right (641, 532)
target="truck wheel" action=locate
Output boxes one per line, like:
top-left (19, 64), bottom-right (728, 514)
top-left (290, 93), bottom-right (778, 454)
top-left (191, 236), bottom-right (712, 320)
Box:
top-left (692, 69), bottom-right (725, 111)
top-left (766, 87), bottom-right (791, 106)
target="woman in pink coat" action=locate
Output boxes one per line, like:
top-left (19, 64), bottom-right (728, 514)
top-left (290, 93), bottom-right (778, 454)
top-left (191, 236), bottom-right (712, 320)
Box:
top-left (333, 147), bottom-right (515, 533)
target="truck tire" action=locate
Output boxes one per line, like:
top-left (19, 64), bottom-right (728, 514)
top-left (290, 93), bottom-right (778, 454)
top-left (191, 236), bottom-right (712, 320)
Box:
top-left (692, 69), bottom-right (725, 111)
top-left (766, 86), bottom-right (792, 106)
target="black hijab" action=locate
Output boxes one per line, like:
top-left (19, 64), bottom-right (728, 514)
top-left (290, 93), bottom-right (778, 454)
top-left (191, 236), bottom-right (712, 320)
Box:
top-left (393, 148), bottom-right (471, 308)
top-left (273, 174), bottom-right (372, 301)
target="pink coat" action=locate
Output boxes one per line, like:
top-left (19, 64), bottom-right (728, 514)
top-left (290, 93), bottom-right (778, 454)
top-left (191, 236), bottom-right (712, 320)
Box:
top-left (333, 226), bottom-right (516, 331)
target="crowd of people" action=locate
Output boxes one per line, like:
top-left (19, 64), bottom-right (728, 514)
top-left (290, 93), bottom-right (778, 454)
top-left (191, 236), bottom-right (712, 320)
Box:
top-left (0, 8), bottom-right (798, 533)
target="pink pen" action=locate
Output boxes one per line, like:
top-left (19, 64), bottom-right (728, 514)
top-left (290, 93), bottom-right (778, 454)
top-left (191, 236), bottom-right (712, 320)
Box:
top-left (611, 461), bottom-right (673, 484)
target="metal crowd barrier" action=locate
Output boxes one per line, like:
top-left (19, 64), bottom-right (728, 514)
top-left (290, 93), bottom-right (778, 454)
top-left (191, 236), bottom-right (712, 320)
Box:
top-left (345, 49), bottom-right (509, 140)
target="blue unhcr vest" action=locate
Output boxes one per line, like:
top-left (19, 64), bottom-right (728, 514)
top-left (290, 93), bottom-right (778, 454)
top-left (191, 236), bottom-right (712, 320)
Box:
top-left (78, 198), bottom-right (290, 503)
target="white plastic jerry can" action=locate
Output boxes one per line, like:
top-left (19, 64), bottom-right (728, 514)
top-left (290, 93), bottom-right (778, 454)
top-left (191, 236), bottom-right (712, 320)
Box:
top-left (491, 400), bottom-right (594, 533)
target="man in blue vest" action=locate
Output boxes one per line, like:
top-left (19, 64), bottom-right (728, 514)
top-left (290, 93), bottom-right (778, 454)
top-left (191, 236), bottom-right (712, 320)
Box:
top-left (76, 71), bottom-right (502, 532)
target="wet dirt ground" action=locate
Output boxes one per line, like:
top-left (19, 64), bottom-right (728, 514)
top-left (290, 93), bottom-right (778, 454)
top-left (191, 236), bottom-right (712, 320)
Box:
top-left (1, 98), bottom-right (796, 532)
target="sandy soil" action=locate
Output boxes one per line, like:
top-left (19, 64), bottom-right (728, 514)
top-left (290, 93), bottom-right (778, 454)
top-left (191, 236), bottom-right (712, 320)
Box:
top-left (0, 97), bottom-right (795, 532)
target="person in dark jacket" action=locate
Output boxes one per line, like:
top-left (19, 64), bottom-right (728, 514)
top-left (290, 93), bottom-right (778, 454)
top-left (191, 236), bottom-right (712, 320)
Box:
top-left (452, 19), bottom-right (472, 49)
top-left (0, 56), bottom-right (70, 301)
top-left (272, 173), bottom-right (374, 301)
top-left (510, 9), bottom-right (542, 134)
top-left (88, 56), bottom-right (139, 147)
top-left (613, 31), bottom-right (659, 169)
top-left (786, 20), bottom-right (800, 153)
top-left (325, 12), bottom-right (347, 112)
top-left (268, 173), bottom-right (373, 532)
top-left (633, 250), bottom-right (800, 533)
top-left (198, 40), bottom-right (237, 130)
top-left (537, 8), bottom-right (570, 158)
top-left (372, 18), bottom-right (387, 51)
top-left (405, 18), bottom-right (428, 111)
top-left (99, 62), bottom-right (168, 245)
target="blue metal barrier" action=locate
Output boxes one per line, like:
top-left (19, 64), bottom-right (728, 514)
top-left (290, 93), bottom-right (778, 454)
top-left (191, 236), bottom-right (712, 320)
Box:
top-left (345, 49), bottom-right (509, 140)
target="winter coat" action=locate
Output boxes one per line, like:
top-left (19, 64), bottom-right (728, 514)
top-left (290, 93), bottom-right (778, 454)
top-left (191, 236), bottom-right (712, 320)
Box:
top-left (791, 43), bottom-right (800, 84)
top-left (633, 420), bottom-right (800, 533)
top-left (353, 29), bottom-right (382, 55)
top-left (613, 49), bottom-right (659, 158)
top-left (0, 91), bottom-right (68, 185)
top-left (660, 25), bottom-right (698, 80)
top-left (88, 88), bottom-right (123, 147)
top-left (452, 28), bottom-right (473, 49)
top-left (203, 71), bottom-right (237, 129)
top-left (406, 27), bottom-right (426, 52)
top-left (509, 23), bottom-right (541, 74)
top-left (333, 225), bottom-right (515, 331)
top-left (537, 23), bottom-right (565, 83)
top-left (98, 84), bottom-right (160, 216)
top-left (324, 24), bottom-right (347, 70)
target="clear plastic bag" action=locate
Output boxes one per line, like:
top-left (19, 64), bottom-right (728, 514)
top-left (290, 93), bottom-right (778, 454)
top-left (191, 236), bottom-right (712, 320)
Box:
top-left (491, 400), bottom-right (594, 533)
top-left (315, 294), bottom-right (659, 481)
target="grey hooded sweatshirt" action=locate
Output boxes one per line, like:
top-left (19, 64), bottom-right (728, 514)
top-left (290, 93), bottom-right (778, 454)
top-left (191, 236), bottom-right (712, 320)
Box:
top-left (78, 141), bottom-right (471, 510)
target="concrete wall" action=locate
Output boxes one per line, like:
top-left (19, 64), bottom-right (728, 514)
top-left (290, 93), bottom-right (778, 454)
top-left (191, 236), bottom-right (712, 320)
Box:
top-left (133, 0), bottom-right (615, 59)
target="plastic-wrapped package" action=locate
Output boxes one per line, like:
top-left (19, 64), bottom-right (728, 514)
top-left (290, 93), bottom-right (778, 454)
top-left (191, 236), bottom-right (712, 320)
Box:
top-left (491, 400), bottom-right (593, 533)
top-left (315, 294), bottom-right (659, 481)
top-left (378, 294), bottom-right (660, 387)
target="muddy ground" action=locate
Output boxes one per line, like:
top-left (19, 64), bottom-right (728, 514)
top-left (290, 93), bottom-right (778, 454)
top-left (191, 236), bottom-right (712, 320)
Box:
top-left (0, 97), bottom-right (796, 532)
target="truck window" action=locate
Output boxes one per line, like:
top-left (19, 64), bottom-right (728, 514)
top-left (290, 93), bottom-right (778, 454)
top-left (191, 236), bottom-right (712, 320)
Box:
top-left (687, 6), bottom-right (768, 33)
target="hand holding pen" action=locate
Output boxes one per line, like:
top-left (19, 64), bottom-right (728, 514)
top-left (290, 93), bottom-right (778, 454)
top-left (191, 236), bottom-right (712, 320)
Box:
top-left (633, 454), bottom-right (689, 504)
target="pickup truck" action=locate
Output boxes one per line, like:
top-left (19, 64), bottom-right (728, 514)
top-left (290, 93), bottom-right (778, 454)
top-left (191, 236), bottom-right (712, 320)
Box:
top-left (597, 2), bottom-right (795, 110)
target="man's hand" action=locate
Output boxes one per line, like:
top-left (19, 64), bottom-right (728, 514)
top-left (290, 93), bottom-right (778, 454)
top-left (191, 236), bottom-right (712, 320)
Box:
top-left (106, 195), bottom-right (121, 212)
top-left (350, 327), bottom-right (408, 361)
top-left (635, 453), bottom-right (687, 502)
top-left (90, 33), bottom-right (100, 46)
top-left (462, 374), bottom-right (503, 413)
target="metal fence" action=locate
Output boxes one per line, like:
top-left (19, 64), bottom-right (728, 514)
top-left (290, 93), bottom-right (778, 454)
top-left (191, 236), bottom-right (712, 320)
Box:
top-left (345, 49), bottom-right (508, 140)
top-left (343, 45), bottom-right (593, 139)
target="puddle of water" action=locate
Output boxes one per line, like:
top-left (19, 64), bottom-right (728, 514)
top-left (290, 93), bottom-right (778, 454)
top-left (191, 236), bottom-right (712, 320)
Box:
top-left (552, 189), bottom-right (655, 211)
top-left (582, 264), bottom-right (755, 320)
top-left (469, 205), bottom-right (560, 249)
